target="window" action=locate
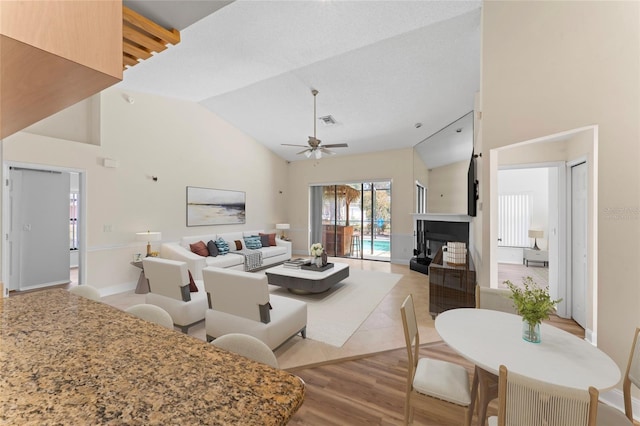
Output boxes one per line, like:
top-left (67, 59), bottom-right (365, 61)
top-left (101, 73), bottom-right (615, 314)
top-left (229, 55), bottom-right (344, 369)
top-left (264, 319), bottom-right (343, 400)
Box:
top-left (498, 193), bottom-right (531, 247)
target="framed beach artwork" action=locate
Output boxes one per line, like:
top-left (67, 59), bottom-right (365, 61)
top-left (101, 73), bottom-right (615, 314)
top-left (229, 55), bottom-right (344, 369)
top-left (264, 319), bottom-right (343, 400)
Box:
top-left (186, 186), bottom-right (246, 226)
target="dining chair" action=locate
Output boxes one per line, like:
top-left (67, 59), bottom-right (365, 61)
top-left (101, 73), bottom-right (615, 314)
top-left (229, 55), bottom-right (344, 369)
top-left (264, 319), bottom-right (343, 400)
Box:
top-left (211, 333), bottom-right (279, 369)
top-left (488, 364), bottom-right (599, 426)
top-left (125, 304), bottom-right (174, 329)
top-left (475, 284), bottom-right (517, 314)
top-left (596, 326), bottom-right (640, 425)
top-left (472, 284), bottom-right (518, 426)
top-left (69, 285), bottom-right (101, 301)
top-left (400, 294), bottom-right (472, 425)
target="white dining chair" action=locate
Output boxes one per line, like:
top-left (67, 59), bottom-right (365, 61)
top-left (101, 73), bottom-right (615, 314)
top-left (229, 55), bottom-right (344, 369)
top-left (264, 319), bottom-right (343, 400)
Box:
top-left (596, 326), bottom-right (640, 425)
top-left (211, 333), bottom-right (278, 368)
top-left (125, 304), bottom-right (174, 330)
top-left (400, 294), bottom-right (472, 425)
top-left (69, 285), bottom-right (101, 301)
top-left (489, 364), bottom-right (599, 426)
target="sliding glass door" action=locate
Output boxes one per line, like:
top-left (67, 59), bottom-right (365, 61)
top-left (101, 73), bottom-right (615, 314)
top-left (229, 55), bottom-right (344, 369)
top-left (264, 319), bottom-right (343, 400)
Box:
top-left (310, 181), bottom-right (391, 261)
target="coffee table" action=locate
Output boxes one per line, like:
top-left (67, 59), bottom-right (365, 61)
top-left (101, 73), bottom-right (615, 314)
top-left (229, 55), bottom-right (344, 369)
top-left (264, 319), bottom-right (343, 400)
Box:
top-left (265, 262), bottom-right (349, 294)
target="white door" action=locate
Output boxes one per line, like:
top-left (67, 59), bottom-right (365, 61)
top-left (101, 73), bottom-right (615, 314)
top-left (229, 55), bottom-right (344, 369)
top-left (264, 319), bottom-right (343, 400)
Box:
top-left (571, 162), bottom-right (587, 328)
top-left (9, 168), bottom-right (70, 291)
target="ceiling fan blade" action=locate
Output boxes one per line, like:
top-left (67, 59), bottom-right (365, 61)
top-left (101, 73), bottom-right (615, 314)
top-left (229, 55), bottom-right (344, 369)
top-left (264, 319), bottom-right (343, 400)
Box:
top-left (322, 143), bottom-right (348, 148)
top-left (320, 147), bottom-right (336, 155)
top-left (296, 148), bottom-right (311, 155)
top-left (282, 143), bottom-right (310, 147)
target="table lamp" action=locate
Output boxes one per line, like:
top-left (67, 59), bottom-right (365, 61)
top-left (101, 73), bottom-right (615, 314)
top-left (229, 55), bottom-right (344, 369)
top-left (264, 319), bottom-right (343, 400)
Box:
top-left (528, 229), bottom-right (543, 250)
top-left (275, 223), bottom-right (290, 240)
top-left (136, 231), bottom-right (162, 256)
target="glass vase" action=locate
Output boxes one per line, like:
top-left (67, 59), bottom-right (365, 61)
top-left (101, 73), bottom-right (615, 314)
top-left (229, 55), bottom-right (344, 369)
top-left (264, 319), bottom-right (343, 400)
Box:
top-left (522, 320), bottom-right (541, 343)
top-left (314, 256), bottom-right (323, 267)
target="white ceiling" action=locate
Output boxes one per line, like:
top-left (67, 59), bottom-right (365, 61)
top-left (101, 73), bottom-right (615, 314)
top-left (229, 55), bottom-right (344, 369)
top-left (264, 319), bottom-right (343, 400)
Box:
top-left (118, 0), bottom-right (481, 163)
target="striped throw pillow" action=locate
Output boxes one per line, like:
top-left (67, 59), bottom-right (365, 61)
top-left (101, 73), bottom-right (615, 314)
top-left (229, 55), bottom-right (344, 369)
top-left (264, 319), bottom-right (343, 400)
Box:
top-left (214, 237), bottom-right (230, 255)
top-left (244, 235), bottom-right (262, 250)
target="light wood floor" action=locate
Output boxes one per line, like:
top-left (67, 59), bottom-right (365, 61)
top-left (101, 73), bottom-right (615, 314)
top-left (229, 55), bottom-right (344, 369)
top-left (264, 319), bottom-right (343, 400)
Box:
top-left (285, 317), bottom-right (613, 426)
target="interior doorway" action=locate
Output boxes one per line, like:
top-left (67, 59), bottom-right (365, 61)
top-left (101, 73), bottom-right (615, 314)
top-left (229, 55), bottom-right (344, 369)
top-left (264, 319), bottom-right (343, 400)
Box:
top-left (490, 126), bottom-right (597, 343)
top-left (2, 162), bottom-right (86, 295)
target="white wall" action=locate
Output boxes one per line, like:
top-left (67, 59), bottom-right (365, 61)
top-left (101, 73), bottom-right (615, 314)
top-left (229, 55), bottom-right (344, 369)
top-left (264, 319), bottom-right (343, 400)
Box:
top-left (480, 0), bottom-right (640, 395)
top-left (3, 88), bottom-right (289, 295)
top-left (497, 167), bottom-right (549, 258)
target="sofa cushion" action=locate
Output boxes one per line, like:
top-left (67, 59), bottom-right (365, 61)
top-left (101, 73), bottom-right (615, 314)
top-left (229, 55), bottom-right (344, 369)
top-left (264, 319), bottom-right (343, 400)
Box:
top-left (207, 240), bottom-right (219, 257)
top-left (214, 238), bottom-right (230, 255)
top-left (260, 245), bottom-right (287, 258)
top-left (190, 241), bottom-right (209, 257)
top-left (205, 254), bottom-right (243, 268)
top-left (259, 234), bottom-right (270, 247)
top-left (244, 235), bottom-right (262, 250)
top-left (259, 232), bottom-right (277, 246)
top-left (181, 234), bottom-right (217, 249)
top-left (234, 240), bottom-right (243, 251)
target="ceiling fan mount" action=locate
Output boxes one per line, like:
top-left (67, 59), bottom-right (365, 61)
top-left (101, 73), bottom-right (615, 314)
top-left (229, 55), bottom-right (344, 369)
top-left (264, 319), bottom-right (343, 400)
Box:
top-left (281, 89), bottom-right (348, 159)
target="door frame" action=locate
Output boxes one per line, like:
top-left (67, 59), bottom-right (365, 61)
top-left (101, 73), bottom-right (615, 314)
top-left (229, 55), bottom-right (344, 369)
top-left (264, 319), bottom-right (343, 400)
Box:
top-left (2, 161), bottom-right (87, 296)
top-left (489, 125), bottom-right (598, 343)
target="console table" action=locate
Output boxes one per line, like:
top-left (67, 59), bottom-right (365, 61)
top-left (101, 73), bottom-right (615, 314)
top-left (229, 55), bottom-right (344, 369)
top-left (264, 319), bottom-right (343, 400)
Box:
top-left (523, 248), bottom-right (548, 267)
top-left (428, 247), bottom-right (476, 318)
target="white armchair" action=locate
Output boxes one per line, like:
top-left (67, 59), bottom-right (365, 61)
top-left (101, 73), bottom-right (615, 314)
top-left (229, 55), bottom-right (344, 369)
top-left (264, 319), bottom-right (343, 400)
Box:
top-left (203, 266), bottom-right (307, 350)
top-left (143, 257), bottom-right (208, 333)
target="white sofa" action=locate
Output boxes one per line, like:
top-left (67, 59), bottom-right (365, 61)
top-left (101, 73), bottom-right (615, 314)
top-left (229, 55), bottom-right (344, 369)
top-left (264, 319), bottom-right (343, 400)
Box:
top-left (161, 230), bottom-right (291, 280)
top-left (203, 266), bottom-right (307, 350)
top-left (142, 257), bottom-right (209, 333)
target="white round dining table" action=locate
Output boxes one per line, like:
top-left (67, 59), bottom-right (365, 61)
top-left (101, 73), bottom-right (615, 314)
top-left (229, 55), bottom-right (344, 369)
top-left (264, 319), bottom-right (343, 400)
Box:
top-left (435, 308), bottom-right (621, 391)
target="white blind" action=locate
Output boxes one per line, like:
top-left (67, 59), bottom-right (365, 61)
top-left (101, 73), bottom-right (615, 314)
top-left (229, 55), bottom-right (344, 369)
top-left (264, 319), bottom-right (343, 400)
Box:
top-left (498, 193), bottom-right (532, 247)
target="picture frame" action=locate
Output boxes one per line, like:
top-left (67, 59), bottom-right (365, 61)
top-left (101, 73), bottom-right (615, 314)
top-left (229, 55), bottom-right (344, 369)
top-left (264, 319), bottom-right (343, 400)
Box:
top-left (186, 186), bottom-right (246, 226)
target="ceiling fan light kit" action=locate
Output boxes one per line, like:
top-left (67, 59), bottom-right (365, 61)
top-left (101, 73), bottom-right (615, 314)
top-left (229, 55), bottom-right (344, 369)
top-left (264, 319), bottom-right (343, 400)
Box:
top-left (281, 89), bottom-right (348, 159)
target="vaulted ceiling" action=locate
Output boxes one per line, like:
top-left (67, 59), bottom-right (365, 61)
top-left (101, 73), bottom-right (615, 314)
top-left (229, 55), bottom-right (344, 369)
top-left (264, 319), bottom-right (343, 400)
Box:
top-left (118, 0), bottom-right (481, 163)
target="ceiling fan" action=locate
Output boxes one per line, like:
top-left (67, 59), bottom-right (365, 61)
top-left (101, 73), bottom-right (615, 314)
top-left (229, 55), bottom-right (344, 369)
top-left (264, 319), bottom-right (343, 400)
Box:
top-left (282, 89), bottom-right (348, 159)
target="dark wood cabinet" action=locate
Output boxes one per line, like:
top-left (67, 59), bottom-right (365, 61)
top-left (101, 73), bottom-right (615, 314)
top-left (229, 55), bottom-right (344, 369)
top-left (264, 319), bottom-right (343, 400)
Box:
top-left (428, 247), bottom-right (476, 318)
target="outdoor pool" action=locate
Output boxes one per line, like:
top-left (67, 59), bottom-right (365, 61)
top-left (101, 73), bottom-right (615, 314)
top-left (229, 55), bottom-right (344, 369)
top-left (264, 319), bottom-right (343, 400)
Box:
top-left (361, 239), bottom-right (390, 252)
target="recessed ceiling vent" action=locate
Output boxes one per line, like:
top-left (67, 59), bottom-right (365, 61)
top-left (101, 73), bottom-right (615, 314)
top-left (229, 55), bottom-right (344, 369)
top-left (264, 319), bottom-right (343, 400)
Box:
top-left (318, 115), bottom-right (337, 126)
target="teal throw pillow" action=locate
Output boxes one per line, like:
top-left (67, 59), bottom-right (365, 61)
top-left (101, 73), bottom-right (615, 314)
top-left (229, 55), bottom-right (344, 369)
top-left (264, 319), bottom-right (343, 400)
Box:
top-left (244, 235), bottom-right (262, 250)
top-left (214, 237), bottom-right (230, 255)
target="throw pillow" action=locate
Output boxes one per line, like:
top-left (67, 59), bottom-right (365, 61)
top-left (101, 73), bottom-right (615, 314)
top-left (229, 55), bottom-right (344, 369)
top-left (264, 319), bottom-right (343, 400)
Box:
top-left (259, 234), bottom-right (270, 247)
top-left (214, 237), bottom-right (229, 255)
top-left (207, 240), bottom-right (219, 257)
top-left (259, 232), bottom-right (277, 246)
top-left (244, 235), bottom-right (262, 250)
top-left (234, 240), bottom-right (243, 251)
top-left (189, 241), bottom-right (209, 257)
top-left (188, 270), bottom-right (198, 292)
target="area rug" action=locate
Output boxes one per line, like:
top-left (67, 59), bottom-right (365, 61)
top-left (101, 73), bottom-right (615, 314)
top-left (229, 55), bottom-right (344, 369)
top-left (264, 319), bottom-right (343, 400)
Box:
top-left (268, 269), bottom-right (402, 347)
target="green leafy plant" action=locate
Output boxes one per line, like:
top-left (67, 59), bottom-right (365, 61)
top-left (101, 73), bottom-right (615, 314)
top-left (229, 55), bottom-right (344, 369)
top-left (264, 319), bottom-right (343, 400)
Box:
top-left (505, 276), bottom-right (562, 327)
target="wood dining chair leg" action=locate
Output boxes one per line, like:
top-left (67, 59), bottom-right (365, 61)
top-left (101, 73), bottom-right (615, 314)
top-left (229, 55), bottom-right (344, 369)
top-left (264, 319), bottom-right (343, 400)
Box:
top-left (467, 367), bottom-right (480, 426)
top-left (476, 367), bottom-right (499, 426)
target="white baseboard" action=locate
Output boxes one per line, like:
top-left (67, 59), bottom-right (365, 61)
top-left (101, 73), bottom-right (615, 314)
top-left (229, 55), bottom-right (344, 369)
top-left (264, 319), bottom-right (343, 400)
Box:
top-left (599, 388), bottom-right (640, 422)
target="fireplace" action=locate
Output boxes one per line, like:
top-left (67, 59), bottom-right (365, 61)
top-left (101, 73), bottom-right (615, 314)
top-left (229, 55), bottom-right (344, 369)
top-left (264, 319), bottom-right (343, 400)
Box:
top-left (410, 214), bottom-right (472, 274)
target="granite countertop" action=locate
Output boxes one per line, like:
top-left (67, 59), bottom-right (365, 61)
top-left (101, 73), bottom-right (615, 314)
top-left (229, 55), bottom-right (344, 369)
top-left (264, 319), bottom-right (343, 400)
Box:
top-left (0, 289), bottom-right (304, 425)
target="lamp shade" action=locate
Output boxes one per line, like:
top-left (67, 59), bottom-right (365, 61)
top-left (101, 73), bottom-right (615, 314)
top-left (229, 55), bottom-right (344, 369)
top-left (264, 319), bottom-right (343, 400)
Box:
top-left (528, 230), bottom-right (544, 239)
top-left (276, 223), bottom-right (290, 230)
top-left (136, 231), bottom-right (162, 242)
